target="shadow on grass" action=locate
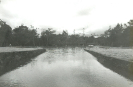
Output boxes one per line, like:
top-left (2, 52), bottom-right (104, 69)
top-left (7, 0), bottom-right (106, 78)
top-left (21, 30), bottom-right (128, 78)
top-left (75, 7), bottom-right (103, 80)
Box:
top-left (85, 49), bottom-right (133, 81)
top-left (0, 49), bottom-right (46, 76)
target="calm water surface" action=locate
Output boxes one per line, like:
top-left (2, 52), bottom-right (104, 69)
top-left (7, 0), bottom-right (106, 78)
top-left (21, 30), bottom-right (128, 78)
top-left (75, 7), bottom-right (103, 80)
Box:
top-left (0, 47), bottom-right (133, 87)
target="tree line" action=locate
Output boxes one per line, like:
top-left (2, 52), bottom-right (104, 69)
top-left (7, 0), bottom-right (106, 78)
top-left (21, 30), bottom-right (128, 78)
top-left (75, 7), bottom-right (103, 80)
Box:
top-left (94, 20), bottom-right (133, 47)
top-left (0, 19), bottom-right (92, 47)
top-left (0, 19), bottom-right (133, 47)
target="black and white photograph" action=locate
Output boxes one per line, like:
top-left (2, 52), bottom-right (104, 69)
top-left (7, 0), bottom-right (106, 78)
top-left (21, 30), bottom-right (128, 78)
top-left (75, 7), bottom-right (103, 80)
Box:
top-left (0, 0), bottom-right (133, 87)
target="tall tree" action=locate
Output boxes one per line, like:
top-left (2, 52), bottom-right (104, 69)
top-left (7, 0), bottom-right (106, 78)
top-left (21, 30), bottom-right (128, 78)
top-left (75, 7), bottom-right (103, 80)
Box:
top-left (0, 19), bottom-right (12, 46)
top-left (61, 30), bottom-right (68, 45)
top-left (12, 24), bottom-right (38, 46)
top-left (41, 28), bottom-right (56, 46)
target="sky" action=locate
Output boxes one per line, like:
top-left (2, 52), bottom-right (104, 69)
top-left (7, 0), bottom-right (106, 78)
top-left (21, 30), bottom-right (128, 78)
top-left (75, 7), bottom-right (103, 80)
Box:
top-left (0, 0), bottom-right (133, 35)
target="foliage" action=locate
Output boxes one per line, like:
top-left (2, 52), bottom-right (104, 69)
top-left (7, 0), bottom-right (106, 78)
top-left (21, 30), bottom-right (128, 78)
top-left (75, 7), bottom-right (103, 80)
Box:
top-left (12, 24), bottom-right (38, 46)
top-left (0, 19), bottom-right (133, 47)
top-left (95, 20), bottom-right (133, 47)
top-left (0, 19), bottom-right (12, 46)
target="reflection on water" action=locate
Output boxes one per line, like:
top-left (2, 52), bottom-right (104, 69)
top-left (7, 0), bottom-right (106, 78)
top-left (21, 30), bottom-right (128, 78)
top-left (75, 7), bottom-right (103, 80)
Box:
top-left (0, 47), bottom-right (133, 87)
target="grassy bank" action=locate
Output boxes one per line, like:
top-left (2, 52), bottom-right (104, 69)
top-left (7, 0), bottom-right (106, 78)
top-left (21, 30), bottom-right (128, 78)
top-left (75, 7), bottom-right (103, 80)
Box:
top-left (0, 47), bottom-right (43, 53)
top-left (85, 46), bottom-right (133, 81)
top-left (0, 47), bottom-right (46, 76)
top-left (86, 46), bottom-right (133, 61)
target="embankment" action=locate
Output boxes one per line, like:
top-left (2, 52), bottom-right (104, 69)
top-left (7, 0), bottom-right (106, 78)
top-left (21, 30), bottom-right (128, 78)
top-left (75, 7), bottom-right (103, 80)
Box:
top-left (85, 49), bottom-right (133, 81)
top-left (0, 49), bottom-right (46, 76)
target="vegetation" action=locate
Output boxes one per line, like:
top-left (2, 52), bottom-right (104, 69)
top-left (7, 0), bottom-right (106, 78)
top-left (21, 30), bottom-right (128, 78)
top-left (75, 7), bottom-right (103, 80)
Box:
top-left (95, 20), bottom-right (133, 47)
top-left (0, 20), bottom-right (12, 46)
top-left (0, 19), bottom-right (133, 47)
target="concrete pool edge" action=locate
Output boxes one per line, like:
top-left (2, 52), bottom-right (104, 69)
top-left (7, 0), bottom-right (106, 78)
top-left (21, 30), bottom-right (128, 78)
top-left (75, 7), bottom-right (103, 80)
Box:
top-left (0, 48), bottom-right (46, 76)
top-left (84, 49), bottom-right (133, 81)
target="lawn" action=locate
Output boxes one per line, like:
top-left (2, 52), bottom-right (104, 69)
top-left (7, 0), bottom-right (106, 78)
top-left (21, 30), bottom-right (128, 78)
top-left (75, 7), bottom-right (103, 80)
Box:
top-left (86, 46), bottom-right (133, 61)
top-left (0, 47), bottom-right (43, 53)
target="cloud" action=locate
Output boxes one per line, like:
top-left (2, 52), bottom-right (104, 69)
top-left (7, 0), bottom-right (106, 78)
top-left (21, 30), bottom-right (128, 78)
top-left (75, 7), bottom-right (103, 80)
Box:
top-left (0, 0), bottom-right (133, 35)
top-left (78, 8), bottom-right (93, 16)
top-left (0, 7), bottom-right (17, 19)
